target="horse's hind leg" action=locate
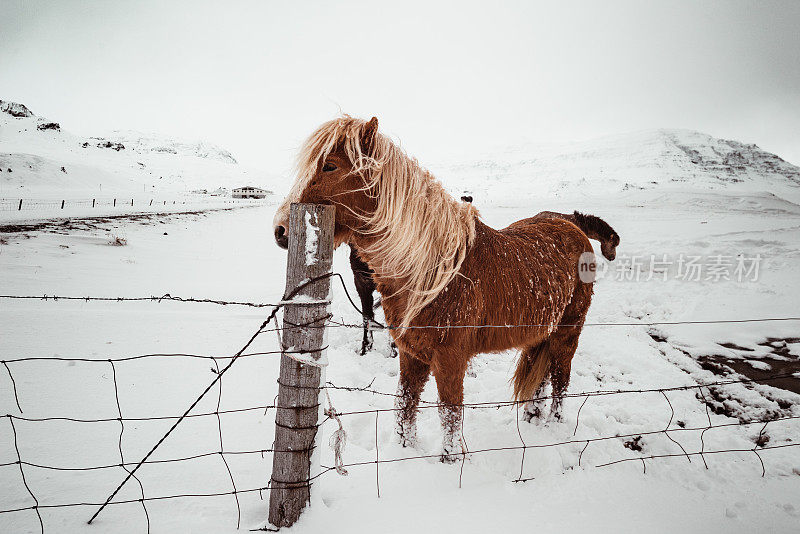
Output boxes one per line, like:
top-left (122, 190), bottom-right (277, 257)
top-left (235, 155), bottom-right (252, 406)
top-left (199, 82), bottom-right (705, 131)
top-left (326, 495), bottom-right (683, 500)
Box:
top-left (395, 352), bottom-right (430, 447)
top-left (355, 280), bottom-right (374, 355)
top-left (547, 320), bottom-right (588, 421)
top-left (350, 248), bottom-right (375, 355)
top-left (522, 376), bottom-right (550, 423)
top-left (432, 358), bottom-right (469, 463)
top-left (545, 275), bottom-right (592, 421)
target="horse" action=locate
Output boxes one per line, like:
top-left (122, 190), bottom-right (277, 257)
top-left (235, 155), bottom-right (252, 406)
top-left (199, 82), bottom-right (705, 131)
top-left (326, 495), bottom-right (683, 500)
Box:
top-left (531, 211), bottom-right (619, 261)
top-left (273, 116), bottom-right (595, 462)
top-left (275, 216), bottom-right (395, 356)
top-left (276, 200), bottom-right (476, 358)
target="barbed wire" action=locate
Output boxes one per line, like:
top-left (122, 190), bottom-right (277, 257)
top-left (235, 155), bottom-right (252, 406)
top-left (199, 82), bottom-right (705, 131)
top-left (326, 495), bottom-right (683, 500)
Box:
top-left (2, 381), bottom-right (798, 532)
top-left (2, 278), bottom-right (799, 533)
top-left (2, 293), bottom-right (800, 329)
top-left (3, 393), bottom-right (797, 528)
top-left (0, 293), bottom-right (279, 308)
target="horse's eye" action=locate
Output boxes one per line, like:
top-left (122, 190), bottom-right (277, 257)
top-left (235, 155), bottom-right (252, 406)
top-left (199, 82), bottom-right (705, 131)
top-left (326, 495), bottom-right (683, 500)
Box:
top-left (322, 162), bottom-right (337, 172)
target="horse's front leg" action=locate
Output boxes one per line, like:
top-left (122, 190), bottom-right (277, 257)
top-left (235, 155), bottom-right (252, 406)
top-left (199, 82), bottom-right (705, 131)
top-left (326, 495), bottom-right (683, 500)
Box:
top-left (395, 352), bottom-right (430, 447)
top-left (433, 359), bottom-right (468, 463)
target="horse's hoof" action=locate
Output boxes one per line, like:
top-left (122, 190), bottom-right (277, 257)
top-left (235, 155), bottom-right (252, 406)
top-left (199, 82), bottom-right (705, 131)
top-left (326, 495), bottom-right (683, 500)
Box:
top-left (398, 434), bottom-right (417, 448)
top-left (440, 438), bottom-right (467, 463)
top-left (522, 405), bottom-right (543, 423)
top-left (522, 410), bottom-right (534, 423)
top-left (396, 426), bottom-right (417, 448)
top-left (440, 452), bottom-right (460, 464)
top-left (547, 411), bottom-right (564, 424)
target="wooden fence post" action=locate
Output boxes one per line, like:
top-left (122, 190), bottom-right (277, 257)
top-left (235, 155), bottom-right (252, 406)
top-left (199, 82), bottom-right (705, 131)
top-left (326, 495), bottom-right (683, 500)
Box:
top-left (269, 203), bottom-right (335, 528)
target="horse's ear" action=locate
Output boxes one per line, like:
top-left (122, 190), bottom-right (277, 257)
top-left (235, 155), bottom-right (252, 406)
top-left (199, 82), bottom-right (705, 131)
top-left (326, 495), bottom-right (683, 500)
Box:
top-left (362, 116), bottom-right (379, 154)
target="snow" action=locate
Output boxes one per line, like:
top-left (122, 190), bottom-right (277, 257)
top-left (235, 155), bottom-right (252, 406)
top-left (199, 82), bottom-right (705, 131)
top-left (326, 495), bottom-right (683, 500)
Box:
top-left (2, 122), bottom-right (800, 532)
top-left (0, 102), bottom-right (281, 200)
top-left (304, 211), bottom-right (319, 266)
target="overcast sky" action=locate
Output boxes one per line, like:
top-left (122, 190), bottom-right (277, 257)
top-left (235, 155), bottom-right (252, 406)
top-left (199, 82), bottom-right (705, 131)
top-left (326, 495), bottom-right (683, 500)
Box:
top-left (2, 0), bottom-right (799, 173)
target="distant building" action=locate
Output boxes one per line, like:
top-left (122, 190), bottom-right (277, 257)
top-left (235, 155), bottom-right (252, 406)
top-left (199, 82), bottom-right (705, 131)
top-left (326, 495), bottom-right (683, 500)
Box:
top-left (232, 186), bottom-right (268, 199)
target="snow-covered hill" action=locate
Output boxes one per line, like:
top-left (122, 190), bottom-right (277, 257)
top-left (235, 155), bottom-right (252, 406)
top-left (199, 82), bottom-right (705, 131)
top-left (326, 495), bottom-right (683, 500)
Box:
top-left (102, 130), bottom-right (238, 164)
top-left (3, 98), bottom-right (799, 213)
top-left (434, 129), bottom-right (800, 206)
top-left (0, 100), bottom-right (276, 198)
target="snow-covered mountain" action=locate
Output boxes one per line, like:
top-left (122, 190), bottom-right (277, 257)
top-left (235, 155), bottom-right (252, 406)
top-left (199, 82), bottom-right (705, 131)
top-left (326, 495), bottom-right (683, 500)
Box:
top-left (3, 98), bottom-right (798, 206)
top-left (0, 99), bottom-right (275, 198)
top-left (100, 131), bottom-right (238, 164)
top-left (434, 129), bottom-right (800, 206)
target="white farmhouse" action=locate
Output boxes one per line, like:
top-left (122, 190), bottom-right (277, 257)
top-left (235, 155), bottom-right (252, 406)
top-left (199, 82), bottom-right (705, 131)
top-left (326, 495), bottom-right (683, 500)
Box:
top-left (232, 186), bottom-right (268, 199)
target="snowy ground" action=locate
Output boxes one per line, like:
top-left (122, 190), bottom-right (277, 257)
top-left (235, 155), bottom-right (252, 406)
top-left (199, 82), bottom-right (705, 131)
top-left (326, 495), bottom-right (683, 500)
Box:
top-left (1, 189), bottom-right (799, 533)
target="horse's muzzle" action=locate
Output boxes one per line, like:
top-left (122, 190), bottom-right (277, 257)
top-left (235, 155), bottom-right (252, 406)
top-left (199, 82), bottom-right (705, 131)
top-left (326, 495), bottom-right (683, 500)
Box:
top-left (274, 225), bottom-right (289, 249)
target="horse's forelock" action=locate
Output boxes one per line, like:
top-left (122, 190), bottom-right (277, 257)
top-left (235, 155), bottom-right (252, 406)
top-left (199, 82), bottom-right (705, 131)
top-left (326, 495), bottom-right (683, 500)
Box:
top-left (274, 117), bottom-right (360, 228)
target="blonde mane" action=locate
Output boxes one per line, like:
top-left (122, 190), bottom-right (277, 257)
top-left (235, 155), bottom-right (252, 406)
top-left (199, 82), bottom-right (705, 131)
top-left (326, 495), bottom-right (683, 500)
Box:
top-left (278, 116), bottom-right (478, 329)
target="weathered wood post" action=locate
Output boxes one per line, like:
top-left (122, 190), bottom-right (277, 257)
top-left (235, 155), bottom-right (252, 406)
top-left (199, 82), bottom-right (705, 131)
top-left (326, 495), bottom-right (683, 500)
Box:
top-left (269, 203), bottom-right (335, 528)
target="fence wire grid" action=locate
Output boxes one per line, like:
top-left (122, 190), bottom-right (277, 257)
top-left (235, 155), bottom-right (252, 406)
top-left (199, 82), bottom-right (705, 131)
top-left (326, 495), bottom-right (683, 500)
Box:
top-left (1, 279), bottom-right (799, 533)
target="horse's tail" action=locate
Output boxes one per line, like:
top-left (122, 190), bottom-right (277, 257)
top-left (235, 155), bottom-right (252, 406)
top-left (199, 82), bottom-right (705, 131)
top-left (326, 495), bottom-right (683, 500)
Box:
top-left (512, 341), bottom-right (551, 402)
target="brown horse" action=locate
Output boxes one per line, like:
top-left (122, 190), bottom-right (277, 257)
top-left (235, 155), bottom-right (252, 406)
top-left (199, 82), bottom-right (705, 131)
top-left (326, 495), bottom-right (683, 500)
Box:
top-left (273, 116), bottom-right (595, 461)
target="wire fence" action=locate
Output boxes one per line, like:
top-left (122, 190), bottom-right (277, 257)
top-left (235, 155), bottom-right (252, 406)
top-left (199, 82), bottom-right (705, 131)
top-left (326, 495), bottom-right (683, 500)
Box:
top-left (1, 281), bottom-right (799, 533)
top-left (0, 197), bottom-right (268, 213)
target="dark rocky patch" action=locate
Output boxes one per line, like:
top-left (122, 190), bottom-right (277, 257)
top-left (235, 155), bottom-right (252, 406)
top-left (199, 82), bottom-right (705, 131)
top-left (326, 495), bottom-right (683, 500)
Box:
top-left (97, 140), bottom-right (125, 151)
top-left (698, 354), bottom-right (800, 395)
top-left (0, 100), bottom-right (34, 118)
top-left (718, 342), bottom-right (754, 352)
top-left (647, 330), bottom-right (668, 343)
top-left (623, 436), bottom-right (644, 452)
top-left (650, 332), bottom-right (797, 420)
